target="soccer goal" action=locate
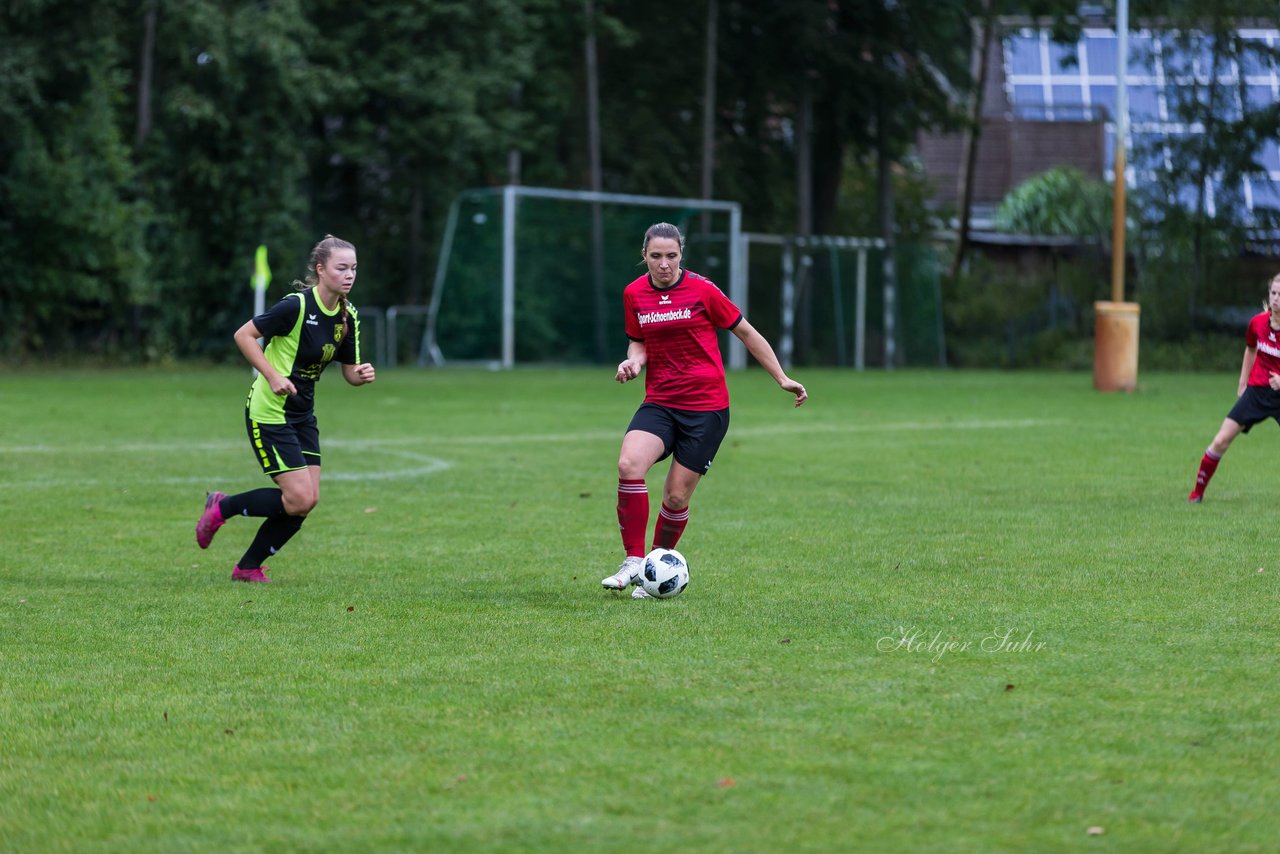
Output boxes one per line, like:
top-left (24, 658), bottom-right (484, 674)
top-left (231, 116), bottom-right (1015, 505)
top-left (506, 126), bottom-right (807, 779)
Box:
top-left (417, 186), bottom-right (745, 369)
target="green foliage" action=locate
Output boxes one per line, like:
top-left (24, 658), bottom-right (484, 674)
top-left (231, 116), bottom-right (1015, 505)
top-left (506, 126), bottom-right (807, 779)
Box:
top-left (944, 251), bottom-right (1113, 369)
top-left (994, 166), bottom-right (1112, 242)
top-left (309, 0), bottom-right (555, 308)
top-left (945, 256), bottom-right (1038, 367)
top-left (833, 156), bottom-right (943, 242)
top-left (2, 0), bottom-right (568, 361)
top-left (1129, 201), bottom-right (1242, 341)
top-left (1140, 332), bottom-right (1241, 373)
top-left (0, 2), bottom-right (148, 357)
top-left (711, 0), bottom-right (978, 233)
top-left (3, 0), bottom-right (1271, 364)
top-left (135, 0), bottom-right (334, 359)
top-left (1124, 16), bottom-right (1280, 334)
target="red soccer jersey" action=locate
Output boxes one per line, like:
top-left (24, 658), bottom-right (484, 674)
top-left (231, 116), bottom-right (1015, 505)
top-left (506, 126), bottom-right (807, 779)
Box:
top-left (1245, 311), bottom-right (1280, 386)
top-left (624, 270), bottom-right (743, 410)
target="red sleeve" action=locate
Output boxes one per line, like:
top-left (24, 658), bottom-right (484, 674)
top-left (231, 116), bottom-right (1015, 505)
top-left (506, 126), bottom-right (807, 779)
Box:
top-left (702, 280), bottom-right (742, 329)
top-left (1246, 315), bottom-right (1260, 348)
top-left (624, 287), bottom-right (643, 340)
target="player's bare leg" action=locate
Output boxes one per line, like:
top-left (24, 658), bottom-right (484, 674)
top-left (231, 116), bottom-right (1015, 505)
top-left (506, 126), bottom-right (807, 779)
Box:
top-left (276, 467), bottom-right (318, 516)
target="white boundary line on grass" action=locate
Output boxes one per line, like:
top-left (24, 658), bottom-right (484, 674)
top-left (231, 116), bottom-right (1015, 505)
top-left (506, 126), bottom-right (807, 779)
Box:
top-left (0, 419), bottom-right (1058, 489)
top-left (0, 446), bottom-right (451, 490)
top-left (0, 418), bottom-right (1061, 455)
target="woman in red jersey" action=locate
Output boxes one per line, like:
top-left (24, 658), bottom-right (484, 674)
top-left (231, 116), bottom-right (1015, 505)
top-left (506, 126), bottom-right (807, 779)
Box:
top-left (1188, 272), bottom-right (1280, 503)
top-left (602, 222), bottom-right (807, 597)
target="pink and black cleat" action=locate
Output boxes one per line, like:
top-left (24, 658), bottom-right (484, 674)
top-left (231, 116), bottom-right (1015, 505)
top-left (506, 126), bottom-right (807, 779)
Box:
top-left (231, 565), bottom-right (270, 583)
top-left (196, 491), bottom-right (227, 549)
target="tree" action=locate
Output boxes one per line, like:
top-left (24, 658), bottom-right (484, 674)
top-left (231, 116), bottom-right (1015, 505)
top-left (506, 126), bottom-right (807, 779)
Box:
top-left (951, 0), bottom-right (1088, 278)
top-left (950, 0), bottom-right (995, 279)
top-left (1126, 6), bottom-right (1280, 332)
top-left (306, 0), bottom-right (559, 315)
top-left (0, 1), bottom-right (148, 357)
top-left (131, 0), bottom-right (330, 357)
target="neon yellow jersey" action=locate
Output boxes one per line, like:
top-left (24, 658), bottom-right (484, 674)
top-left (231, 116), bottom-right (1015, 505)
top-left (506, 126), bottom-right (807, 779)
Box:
top-left (246, 288), bottom-right (360, 423)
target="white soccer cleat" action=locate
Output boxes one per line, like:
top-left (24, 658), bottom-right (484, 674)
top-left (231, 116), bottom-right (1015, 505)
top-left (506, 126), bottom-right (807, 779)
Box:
top-left (602, 556), bottom-right (643, 590)
top-left (631, 587), bottom-right (651, 599)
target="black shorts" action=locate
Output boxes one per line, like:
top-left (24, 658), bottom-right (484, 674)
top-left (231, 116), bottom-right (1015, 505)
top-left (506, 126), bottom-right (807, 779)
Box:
top-left (245, 410), bottom-right (320, 476)
top-left (1227, 385), bottom-right (1280, 433)
top-left (627, 402), bottom-right (730, 475)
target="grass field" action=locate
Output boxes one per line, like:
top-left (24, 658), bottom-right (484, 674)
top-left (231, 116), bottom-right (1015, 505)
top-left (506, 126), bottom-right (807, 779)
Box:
top-left (1, 366), bottom-right (1276, 852)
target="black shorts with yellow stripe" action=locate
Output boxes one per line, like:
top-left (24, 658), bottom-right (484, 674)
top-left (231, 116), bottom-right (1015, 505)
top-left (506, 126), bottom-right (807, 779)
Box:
top-left (245, 410), bottom-right (321, 476)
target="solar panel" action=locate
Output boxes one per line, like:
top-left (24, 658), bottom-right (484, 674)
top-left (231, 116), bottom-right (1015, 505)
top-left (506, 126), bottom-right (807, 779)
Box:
top-left (1125, 35), bottom-right (1156, 75)
top-left (1084, 38), bottom-right (1116, 75)
top-left (1091, 84), bottom-right (1116, 118)
top-left (1002, 26), bottom-right (1280, 223)
top-left (1247, 84), bottom-right (1274, 111)
top-left (1052, 83), bottom-right (1083, 108)
top-left (1241, 36), bottom-right (1273, 75)
top-left (1013, 83), bottom-right (1046, 106)
top-left (1263, 140), bottom-right (1280, 171)
top-left (1047, 40), bottom-right (1077, 71)
top-left (1251, 178), bottom-right (1280, 210)
top-left (1128, 85), bottom-right (1160, 121)
top-left (1007, 34), bottom-right (1042, 75)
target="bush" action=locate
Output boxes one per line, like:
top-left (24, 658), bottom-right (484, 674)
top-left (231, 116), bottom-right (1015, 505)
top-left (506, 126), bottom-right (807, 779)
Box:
top-left (1138, 333), bottom-right (1240, 373)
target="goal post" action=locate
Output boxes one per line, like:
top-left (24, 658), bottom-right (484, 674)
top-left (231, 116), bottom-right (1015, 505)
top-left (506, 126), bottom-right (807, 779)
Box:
top-left (421, 186), bottom-right (746, 369)
top-left (739, 233), bottom-right (945, 369)
top-left (417, 185), bottom-right (943, 370)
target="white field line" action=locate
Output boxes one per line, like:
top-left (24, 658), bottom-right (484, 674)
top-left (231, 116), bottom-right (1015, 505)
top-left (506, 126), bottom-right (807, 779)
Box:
top-left (0, 418), bottom-right (1060, 456)
top-left (0, 419), bottom-right (1058, 490)
top-left (0, 447), bottom-right (450, 490)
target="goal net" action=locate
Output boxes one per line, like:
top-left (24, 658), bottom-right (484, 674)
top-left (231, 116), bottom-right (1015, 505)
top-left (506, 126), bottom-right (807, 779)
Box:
top-left (420, 186), bottom-right (743, 367)
top-left (740, 234), bottom-right (945, 369)
top-left (415, 185), bottom-right (944, 370)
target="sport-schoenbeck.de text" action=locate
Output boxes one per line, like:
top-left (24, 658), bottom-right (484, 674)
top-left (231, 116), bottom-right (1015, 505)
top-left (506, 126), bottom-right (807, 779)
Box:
top-left (635, 308), bottom-right (693, 326)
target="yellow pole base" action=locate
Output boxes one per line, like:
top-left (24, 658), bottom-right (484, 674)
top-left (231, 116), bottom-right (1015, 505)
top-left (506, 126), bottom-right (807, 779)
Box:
top-left (1094, 301), bottom-right (1140, 392)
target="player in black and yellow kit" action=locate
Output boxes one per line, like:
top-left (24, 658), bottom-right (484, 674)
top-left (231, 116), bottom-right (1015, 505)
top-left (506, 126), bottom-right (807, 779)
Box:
top-left (196, 235), bottom-right (376, 582)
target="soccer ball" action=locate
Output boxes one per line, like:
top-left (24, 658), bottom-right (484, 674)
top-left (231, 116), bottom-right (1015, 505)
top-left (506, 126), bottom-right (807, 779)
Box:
top-left (641, 548), bottom-right (689, 599)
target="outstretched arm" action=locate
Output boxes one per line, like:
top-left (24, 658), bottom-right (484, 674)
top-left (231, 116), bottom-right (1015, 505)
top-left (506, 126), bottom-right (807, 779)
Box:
top-left (616, 340), bottom-right (647, 383)
top-left (730, 319), bottom-right (808, 407)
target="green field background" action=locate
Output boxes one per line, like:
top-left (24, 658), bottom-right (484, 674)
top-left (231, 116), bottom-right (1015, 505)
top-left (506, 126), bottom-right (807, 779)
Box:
top-left (1, 367), bottom-right (1275, 852)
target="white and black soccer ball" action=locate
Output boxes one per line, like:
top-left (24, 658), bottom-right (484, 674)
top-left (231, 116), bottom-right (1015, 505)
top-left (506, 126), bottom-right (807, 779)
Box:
top-left (641, 548), bottom-right (689, 599)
